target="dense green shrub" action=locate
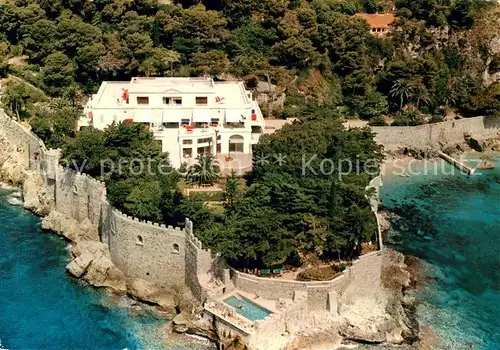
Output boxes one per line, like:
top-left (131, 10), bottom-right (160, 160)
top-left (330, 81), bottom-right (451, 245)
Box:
top-left (428, 115), bottom-right (444, 124)
top-left (368, 116), bottom-right (388, 126)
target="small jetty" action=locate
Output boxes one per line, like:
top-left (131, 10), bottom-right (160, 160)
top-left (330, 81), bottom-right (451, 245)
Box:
top-left (437, 151), bottom-right (475, 175)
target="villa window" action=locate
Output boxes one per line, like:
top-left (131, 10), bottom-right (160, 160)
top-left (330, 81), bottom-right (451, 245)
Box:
top-left (198, 146), bottom-right (210, 155)
top-left (173, 97), bottom-right (182, 105)
top-left (137, 96), bottom-right (149, 105)
top-left (163, 97), bottom-right (171, 105)
top-left (183, 139), bottom-right (193, 145)
top-left (196, 96), bottom-right (208, 105)
top-left (181, 119), bottom-right (190, 126)
top-left (136, 235), bottom-right (144, 246)
top-left (183, 148), bottom-right (193, 158)
top-left (198, 137), bottom-right (212, 144)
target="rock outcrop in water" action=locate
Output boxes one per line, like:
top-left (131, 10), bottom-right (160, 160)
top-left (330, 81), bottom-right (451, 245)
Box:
top-left (42, 211), bottom-right (97, 242)
top-left (66, 241), bottom-right (127, 292)
top-left (330, 248), bottom-right (418, 347)
top-left (22, 170), bottom-right (54, 215)
top-left (0, 135), bottom-right (26, 185)
top-left (126, 279), bottom-right (177, 315)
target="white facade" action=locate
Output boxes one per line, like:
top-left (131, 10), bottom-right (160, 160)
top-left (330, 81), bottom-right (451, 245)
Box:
top-left (79, 77), bottom-right (265, 170)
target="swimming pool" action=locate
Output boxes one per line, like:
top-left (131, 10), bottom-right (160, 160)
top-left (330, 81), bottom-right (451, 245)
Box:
top-left (223, 295), bottom-right (272, 321)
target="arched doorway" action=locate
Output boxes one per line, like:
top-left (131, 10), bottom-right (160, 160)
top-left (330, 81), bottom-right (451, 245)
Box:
top-left (228, 135), bottom-right (244, 153)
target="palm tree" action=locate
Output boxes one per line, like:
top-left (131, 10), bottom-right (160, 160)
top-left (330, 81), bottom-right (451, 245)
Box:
top-left (63, 84), bottom-right (78, 107)
top-left (186, 154), bottom-right (220, 186)
top-left (412, 83), bottom-right (431, 109)
top-left (390, 79), bottom-right (415, 111)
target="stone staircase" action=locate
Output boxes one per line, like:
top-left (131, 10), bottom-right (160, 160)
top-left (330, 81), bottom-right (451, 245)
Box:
top-left (337, 279), bottom-right (352, 296)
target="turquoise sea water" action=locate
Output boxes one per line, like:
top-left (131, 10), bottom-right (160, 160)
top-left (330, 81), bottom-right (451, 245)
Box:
top-left (0, 188), bottom-right (211, 350)
top-left (381, 159), bottom-right (500, 350)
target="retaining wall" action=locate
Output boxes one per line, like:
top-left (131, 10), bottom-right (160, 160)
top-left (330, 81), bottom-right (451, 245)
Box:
top-left (0, 109), bottom-right (47, 171)
top-left (230, 267), bottom-right (349, 310)
top-left (373, 115), bottom-right (500, 151)
top-left (230, 251), bottom-right (382, 310)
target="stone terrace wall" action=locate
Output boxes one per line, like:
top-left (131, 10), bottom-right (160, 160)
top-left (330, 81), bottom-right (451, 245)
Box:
top-left (251, 291), bottom-right (308, 347)
top-left (230, 251), bottom-right (383, 311)
top-left (349, 251), bottom-right (382, 282)
top-left (373, 116), bottom-right (500, 151)
top-left (230, 268), bottom-right (350, 310)
top-left (185, 219), bottom-right (228, 300)
top-left (0, 110), bottom-right (47, 171)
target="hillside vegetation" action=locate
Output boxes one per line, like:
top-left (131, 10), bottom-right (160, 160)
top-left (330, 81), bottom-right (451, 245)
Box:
top-left (0, 0), bottom-right (498, 125)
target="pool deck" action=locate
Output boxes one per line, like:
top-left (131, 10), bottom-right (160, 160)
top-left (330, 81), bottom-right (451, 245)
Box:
top-left (203, 289), bottom-right (280, 334)
top-left (219, 289), bottom-right (277, 313)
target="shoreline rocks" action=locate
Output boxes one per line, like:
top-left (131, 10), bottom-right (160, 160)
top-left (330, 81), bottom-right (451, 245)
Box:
top-left (477, 160), bottom-right (495, 169)
top-left (22, 170), bottom-right (54, 215)
top-left (42, 211), bottom-right (98, 242)
top-left (127, 279), bottom-right (177, 315)
top-left (66, 241), bottom-right (127, 292)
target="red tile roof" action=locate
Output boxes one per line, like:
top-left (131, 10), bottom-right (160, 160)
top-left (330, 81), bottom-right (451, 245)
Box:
top-left (359, 13), bottom-right (397, 28)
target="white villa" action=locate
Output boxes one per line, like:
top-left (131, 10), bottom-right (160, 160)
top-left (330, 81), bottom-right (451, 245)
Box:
top-left (79, 77), bottom-right (266, 171)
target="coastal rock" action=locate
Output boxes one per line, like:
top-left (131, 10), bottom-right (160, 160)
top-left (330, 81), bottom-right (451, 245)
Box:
top-left (339, 315), bottom-right (393, 343)
top-left (66, 242), bottom-right (106, 278)
top-left (339, 297), bottom-right (395, 344)
top-left (489, 140), bottom-right (500, 152)
top-left (386, 327), bottom-right (405, 344)
top-left (66, 241), bottom-right (127, 292)
top-left (176, 314), bottom-right (218, 342)
top-left (127, 279), bottom-right (177, 314)
top-left (477, 160), bottom-right (495, 170)
top-left (42, 211), bottom-right (96, 242)
top-left (377, 211), bottom-right (391, 234)
top-left (172, 313), bottom-right (188, 333)
top-left (67, 251), bottom-right (94, 278)
top-left (22, 170), bottom-right (54, 215)
top-left (71, 240), bottom-right (109, 258)
top-left (85, 255), bottom-right (127, 292)
top-left (0, 142), bottom-right (26, 185)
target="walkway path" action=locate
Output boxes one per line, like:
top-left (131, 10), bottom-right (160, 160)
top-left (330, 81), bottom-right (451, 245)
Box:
top-left (437, 151), bottom-right (475, 175)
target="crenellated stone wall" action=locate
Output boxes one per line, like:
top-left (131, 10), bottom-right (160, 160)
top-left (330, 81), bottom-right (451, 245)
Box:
top-left (0, 109), bottom-right (221, 301)
top-left (102, 205), bottom-right (188, 288)
top-left (50, 165), bottom-right (107, 240)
